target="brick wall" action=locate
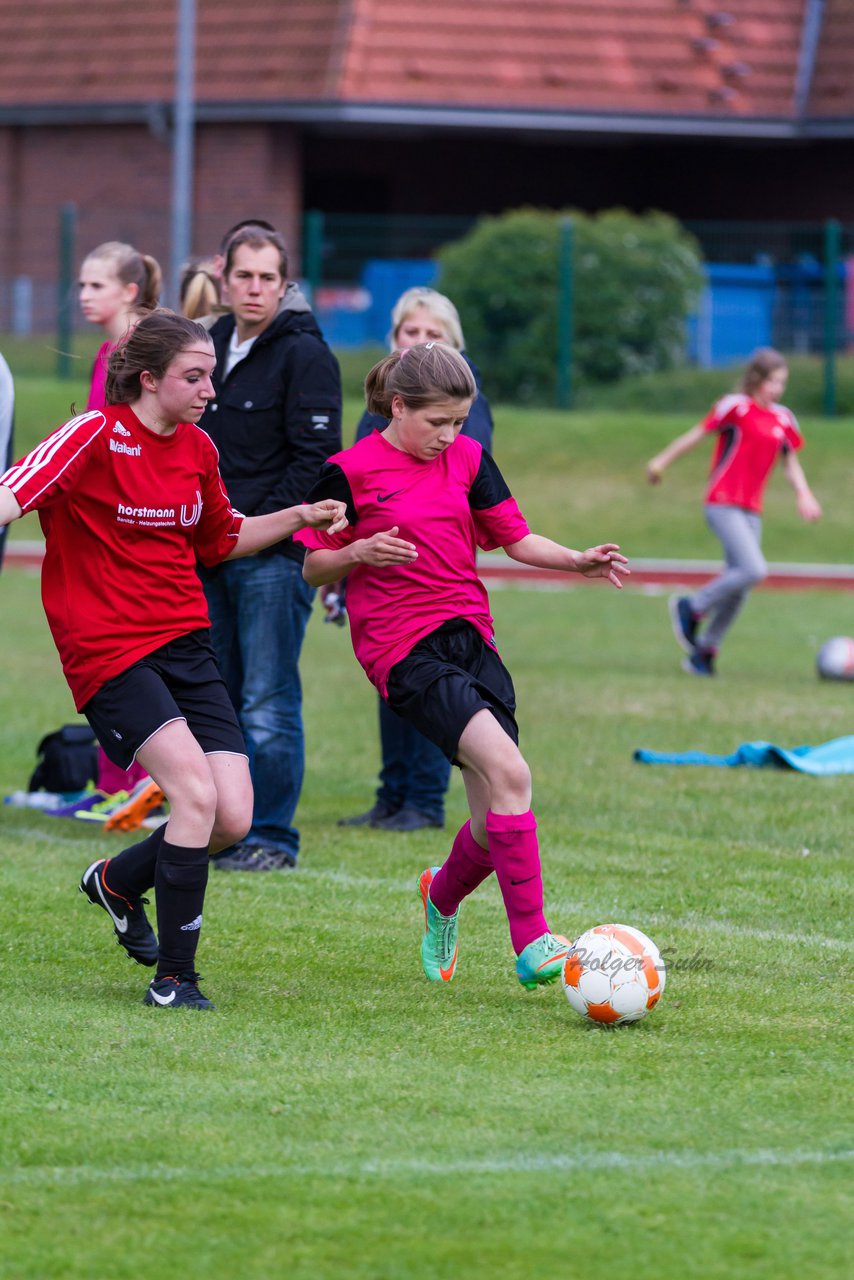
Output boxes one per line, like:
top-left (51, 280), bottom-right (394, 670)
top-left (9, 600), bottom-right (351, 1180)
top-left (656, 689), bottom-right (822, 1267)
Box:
top-left (0, 121), bottom-right (304, 330)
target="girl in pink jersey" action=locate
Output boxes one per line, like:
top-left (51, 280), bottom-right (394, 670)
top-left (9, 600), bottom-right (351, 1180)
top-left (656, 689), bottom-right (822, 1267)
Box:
top-left (79, 241), bottom-right (162, 803)
top-left (647, 348), bottom-right (822, 675)
top-left (0, 311), bottom-right (346, 1009)
top-left (299, 342), bottom-right (629, 990)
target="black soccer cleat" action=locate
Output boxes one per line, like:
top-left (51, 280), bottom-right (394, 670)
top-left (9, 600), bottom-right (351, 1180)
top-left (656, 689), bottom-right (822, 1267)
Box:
top-left (79, 858), bottom-right (158, 967)
top-left (143, 973), bottom-right (214, 1010)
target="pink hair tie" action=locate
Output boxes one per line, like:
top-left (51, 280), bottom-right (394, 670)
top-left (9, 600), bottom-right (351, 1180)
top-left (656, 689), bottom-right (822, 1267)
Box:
top-left (399, 347), bottom-right (410, 360)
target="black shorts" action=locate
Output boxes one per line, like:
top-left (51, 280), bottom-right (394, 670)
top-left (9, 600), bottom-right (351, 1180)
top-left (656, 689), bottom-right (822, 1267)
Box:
top-left (385, 619), bottom-right (518, 764)
top-left (83, 631), bottom-right (246, 770)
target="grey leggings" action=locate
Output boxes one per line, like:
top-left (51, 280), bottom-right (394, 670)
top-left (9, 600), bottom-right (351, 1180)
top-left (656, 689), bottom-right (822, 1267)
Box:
top-left (691, 504), bottom-right (766, 652)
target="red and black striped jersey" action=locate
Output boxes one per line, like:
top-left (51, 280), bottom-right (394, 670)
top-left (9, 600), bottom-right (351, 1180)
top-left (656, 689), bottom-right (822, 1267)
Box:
top-left (1, 404), bottom-right (243, 707)
top-left (702, 394), bottom-right (803, 513)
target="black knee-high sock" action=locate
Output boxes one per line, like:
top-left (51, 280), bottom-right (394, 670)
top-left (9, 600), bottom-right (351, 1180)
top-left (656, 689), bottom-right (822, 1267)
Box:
top-left (154, 839), bottom-right (210, 979)
top-left (103, 826), bottom-right (166, 898)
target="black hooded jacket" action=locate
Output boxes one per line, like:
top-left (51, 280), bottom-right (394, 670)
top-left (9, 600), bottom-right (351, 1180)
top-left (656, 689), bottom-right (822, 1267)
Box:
top-left (200, 286), bottom-right (342, 561)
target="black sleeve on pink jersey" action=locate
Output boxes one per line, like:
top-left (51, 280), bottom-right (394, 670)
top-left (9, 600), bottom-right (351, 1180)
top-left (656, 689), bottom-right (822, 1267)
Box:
top-left (304, 462), bottom-right (359, 527)
top-left (468, 449), bottom-right (512, 511)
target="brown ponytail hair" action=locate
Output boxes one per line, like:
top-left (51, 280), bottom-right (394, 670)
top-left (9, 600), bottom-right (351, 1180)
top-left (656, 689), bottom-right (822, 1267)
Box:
top-left (105, 310), bottom-right (212, 405)
top-left (82, 241), bottom-right (162, 314)
top-left (740, 347), bottom-right (787, 396)
top-left (364, 342), bottom-right (476, 419)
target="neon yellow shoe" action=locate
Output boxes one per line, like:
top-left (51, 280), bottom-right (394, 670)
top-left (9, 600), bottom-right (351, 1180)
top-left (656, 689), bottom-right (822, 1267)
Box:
top-left (515, 932), bottom-right (571, 990)
top-left (418, 866), bottom-right (459, 982)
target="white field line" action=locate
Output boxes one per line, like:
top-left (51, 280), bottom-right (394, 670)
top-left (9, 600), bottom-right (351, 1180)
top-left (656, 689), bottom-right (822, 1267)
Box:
top-left (3, 1147), bottom-right (852, 1188)
top-left (295, 869), bottom-right (853, 953)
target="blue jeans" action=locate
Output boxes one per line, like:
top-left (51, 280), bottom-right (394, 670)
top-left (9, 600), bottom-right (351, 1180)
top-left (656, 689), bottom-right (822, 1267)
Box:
top-left (202, 555), bottom-right (314, 859)
top-left (377, 697), bottom-right (451, 821)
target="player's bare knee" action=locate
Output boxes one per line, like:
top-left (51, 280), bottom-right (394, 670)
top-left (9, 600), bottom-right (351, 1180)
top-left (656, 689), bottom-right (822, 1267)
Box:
top-left (175, 770), bottom-right (219, 829)
top-left (210, 799), bottom-right (252, 851)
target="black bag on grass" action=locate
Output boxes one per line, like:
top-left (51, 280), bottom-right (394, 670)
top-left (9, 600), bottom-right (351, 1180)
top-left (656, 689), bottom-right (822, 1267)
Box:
top-left (28, 724), bottom-right (98, 794)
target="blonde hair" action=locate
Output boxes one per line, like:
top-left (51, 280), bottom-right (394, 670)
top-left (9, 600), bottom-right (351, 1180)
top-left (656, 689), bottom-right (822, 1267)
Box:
top-left (180, 259), bottom-right (220, 319)
top-left (390, 287), bottom-right (465, 351)
top-left (82, 241), bottom-right (161, 313)
top-left (741, 347), bottom-right (787, 396)
top-left (365, 342), bottom-right (476, 419)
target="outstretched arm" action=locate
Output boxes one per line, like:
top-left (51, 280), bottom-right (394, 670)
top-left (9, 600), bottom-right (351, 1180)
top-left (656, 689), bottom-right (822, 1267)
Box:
top-left (503, 534), bottom-right (630, 589)
top-left (0, 484), bottom-right (22, 528)
top-left (227, 499), bottom-right (348, 560)
top-left (782, 452), bottom-right (822, 521)
top-left (647, 422), bottom-right (705, 484)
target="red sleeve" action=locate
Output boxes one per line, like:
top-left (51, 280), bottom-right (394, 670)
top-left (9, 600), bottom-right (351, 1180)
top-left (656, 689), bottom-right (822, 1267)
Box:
top-left (193, 441), bottom-right (245, 566)
top-left (781, 408), bottom-right (804, 453)
top-left (0, 411), bottom-right (107, 511)
top-left (701, 394), bottom-right (743, 435)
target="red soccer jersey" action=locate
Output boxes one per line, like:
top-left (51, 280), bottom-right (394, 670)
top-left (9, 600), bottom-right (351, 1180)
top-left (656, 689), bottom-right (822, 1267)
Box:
top-left (702, 393), bottom-right (804, 513)
top-left (296, 430), bottom-right (530, 695)
top-left (1, 404), bottom-right (243, 708)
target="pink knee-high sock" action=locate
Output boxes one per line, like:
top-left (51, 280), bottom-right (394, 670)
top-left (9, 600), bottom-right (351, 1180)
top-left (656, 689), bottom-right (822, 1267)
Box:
top-left (485, 808), bottom-right (549, 954)
top-left (428, 820), bottom-right (493, 917)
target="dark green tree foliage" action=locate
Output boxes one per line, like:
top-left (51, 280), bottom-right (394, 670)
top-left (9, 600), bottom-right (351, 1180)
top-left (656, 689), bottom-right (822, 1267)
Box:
top-left (436, 208), bottom-right (704, 403)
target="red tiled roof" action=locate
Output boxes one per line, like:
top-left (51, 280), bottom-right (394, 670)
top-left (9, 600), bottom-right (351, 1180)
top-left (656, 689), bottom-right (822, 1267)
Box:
top-left (812, 0), bottom-right (854, 116)
top-left (340, 0), bottom-right (805, 118)
top-left (0, 0), bottom-right (850, 123)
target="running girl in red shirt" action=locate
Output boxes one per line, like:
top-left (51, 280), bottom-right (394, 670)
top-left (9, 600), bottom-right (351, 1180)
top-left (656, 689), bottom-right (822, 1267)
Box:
top-left (0, 311), bottom-right (346, 1009)
top-left (647, 348), bottom-right (822, 675)
top-left (298, 342), bottom-right (629, 990)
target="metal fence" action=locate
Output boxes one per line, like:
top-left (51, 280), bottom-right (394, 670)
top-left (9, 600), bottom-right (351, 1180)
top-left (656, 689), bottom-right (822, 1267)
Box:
top-left (2, 209), bottom-right (852, 406)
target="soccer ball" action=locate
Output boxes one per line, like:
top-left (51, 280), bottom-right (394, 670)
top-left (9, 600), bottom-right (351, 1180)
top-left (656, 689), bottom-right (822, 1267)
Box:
top-left (816, 636), bottom-right (854, 681)
top-left (562, 923), bottom-right (665, 1026)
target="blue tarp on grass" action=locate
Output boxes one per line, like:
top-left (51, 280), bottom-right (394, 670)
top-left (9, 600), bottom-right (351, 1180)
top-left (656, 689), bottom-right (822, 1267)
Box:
top-left (633, 735), bottom-right (854, 776)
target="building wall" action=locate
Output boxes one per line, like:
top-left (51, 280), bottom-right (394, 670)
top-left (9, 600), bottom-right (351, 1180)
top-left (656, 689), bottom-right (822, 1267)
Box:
top-left (0, 121), bottom-right (304, 329)
top-left (1, 116), bottom-right (853, 331)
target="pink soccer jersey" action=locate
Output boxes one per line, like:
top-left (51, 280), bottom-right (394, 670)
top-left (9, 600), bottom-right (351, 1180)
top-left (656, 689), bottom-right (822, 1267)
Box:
top-left (702, 393), bottom-right (804, 514)
top-left (1, 404), bottom-right (243, 708)
top-left (296, 430), bottom-right (529, 694)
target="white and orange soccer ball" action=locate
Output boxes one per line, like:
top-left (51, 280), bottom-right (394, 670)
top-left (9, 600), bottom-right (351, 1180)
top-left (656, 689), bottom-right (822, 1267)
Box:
top-left (561, 923), bottom-right (665, 1026)
top-left (816, 636), bottom-right (854, 682)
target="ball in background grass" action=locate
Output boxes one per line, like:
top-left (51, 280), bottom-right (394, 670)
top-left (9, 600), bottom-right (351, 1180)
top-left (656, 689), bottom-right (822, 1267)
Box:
top-left (816, 636), bottom-right (854, 681)
top-left (562, 923), bottom-right (665, 1026)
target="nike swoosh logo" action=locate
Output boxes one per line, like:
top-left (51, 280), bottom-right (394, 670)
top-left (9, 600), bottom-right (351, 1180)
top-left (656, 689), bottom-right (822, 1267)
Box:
top-left (439, 946), bottom-right (458, 981)
top-left (376, 488), bottom-right (405, 503)
top-left (87, 865), bottom-right (128, 933)
top-left (148, 987), bottom-right (176, 1006)
top-left (510, 874), bottom-right (537, 886)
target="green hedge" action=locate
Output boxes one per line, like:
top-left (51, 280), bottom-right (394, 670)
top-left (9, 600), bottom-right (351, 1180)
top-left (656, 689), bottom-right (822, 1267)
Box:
top-left (436, 207), bottom-right (704, 403)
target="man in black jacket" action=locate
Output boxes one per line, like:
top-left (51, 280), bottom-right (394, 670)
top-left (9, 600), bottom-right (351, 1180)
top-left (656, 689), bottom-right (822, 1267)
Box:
top-left (199, 225), bottom-right (342, 871)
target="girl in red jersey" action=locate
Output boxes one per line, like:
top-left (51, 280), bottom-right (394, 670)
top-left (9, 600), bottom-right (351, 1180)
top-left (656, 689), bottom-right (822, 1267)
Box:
top-left (79, 240), bottom-right (163, 802)
top-left (647, 348), bottom-right (822, 676)
top-left (298, 342), bottom-right (629, 991)
top-left (0, 311), bottom-right (346, 1009)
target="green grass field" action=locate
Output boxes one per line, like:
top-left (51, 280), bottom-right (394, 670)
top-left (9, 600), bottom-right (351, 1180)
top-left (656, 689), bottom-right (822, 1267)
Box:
top-left (1, 341), bottom-right (853, 1275)
top-left (1, 561), bottom-right (852, 1278)
top-left (5, 346), bottom-right (854, 565)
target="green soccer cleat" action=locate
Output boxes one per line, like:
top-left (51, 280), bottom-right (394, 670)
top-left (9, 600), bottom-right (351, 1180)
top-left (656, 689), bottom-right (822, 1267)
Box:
top-left (515, 932), bottom-right (571, 990)
top-left (418, 866), bottom-right (459, 982)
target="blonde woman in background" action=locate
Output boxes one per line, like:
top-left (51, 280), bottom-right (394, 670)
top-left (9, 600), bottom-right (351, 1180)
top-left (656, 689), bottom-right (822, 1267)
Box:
top-left (337, 287), bottom-right (495, 832)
